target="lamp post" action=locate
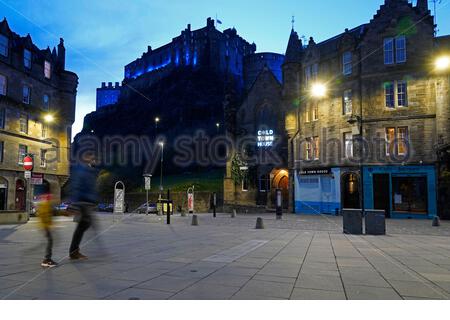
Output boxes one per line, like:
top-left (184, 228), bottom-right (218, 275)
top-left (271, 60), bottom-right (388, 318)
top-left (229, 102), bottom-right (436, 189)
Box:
top-left (159, 141), bottom-right (164, 201)
top-left (155, 117), bottom-right (160, 136)
top-left (216, 122), bottom-right (220, 134)
top-left (348, 114), bottom-right (365, 215)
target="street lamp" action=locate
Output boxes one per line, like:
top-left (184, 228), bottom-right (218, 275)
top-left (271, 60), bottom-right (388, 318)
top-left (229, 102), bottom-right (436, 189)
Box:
top-left (216, 122), bottom-right (220, 133)
top-left (435, 56), bottom-right (450, 71)
top-left (155, 117), bottom-right (160, 129)
top-left (311, 83), bottom-right (327, 98)
top-left (43, 114), bottom-right (54, 123)
top-left (347, 114), bottom-right (365, 214)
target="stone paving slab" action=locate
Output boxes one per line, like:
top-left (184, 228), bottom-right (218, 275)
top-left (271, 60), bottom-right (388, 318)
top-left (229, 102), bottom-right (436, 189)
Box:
top-left (1, 213), bottom-right (450, 300)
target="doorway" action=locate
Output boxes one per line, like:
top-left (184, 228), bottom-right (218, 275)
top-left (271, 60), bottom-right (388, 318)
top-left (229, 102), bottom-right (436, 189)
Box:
top-left (373, 174), bottom-right (391, 218)
top-left (0, 177), bottom-right (7, 210)
top-left (15, 179), bottom-right (26, 211)
top-left (342, 173), bottom-right (360, 209)
top-left (271, 169), bottom-right (289, 209)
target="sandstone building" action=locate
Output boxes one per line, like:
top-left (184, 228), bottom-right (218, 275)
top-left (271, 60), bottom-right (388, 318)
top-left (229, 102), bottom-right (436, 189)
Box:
top-left (0, 19), bottom-right (78, 211)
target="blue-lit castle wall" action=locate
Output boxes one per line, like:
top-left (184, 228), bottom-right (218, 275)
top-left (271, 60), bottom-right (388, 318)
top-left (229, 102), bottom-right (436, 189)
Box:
top-left (121, 18), bottom-right (256, 95)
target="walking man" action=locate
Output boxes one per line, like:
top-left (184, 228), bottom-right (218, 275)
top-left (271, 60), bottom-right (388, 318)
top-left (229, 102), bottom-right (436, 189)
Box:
top-left (69, 152), bottom-right (98, 260)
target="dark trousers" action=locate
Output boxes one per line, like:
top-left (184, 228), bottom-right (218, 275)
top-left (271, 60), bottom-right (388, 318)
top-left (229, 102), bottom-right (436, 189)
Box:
top-left (44, 228), bottom-right (53, 260)
top-left (69, 204), bottom-right (92, 255)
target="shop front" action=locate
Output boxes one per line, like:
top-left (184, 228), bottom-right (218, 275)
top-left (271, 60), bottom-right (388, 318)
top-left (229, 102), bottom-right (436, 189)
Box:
top-left (363, 165), bottom-right (437, 219)
top-left (294, 168), bottom-right (341, 215)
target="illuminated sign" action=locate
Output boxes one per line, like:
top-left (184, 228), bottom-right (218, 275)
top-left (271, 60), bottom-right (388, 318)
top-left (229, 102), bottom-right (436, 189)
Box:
top-left (257, 130), bottom-right (274, 148)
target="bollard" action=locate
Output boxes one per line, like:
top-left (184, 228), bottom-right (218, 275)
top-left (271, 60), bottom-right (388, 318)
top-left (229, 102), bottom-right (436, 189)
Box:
top-left (231, 209), bottom-right (237, 218)
top-left (255, 217), bottom-right (264, 229)
top-left (213, 192), bottom-right (217, 218)
top-left (276, 188), bottom-right (282, 220)
top-left (432, 216), bottom-right (441, 227)
top-left (167, 190), bottom-right (171, 225)
top-left (191, 214), bottom-right (199, 226)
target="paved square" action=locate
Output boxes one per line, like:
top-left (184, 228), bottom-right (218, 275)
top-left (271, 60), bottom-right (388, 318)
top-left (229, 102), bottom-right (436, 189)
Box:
top-left (1, 213), bottom-right (450, 300)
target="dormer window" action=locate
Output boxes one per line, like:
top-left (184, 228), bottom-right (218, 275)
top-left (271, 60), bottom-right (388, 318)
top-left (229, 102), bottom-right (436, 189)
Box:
top-left (24, 49), bottom-right (32, 69)
top-left (0, 34), bottom-right (8, 57)
top-left (44, 61), bottom-right (51, 79)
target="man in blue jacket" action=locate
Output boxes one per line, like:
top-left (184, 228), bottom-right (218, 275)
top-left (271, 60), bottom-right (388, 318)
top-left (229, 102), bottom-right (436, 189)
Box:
top-left (69, 152), bottom-right (98, 260)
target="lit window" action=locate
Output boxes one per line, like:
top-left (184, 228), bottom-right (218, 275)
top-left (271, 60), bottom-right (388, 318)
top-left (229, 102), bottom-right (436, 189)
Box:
top-left (312, 104), bottom-right (319, 121)
top-left (18, 145), bottom-right (27, 164)
top-left (398, 127), bottom-right (409, 155)
top-left (386, 127), bottom-right (396, 156)
top-left (305, 108), bottom-right (310, 123)
top-left (313, 136), bottom-right (320, 160)
top-left (343, 90), bottom-right (353, 115)
top-left (397, 81), bottom-right (408, 107)
top-left (19, 114), bottom-right (28, 134)
top-left (305, 139), bottom-right (313, 160)
top-left (0, 34), bottom-right (8, 57)
top-left (396, 36), bottom-right (406, 63)
top-left (384, 38), bottom-right (394, 65)
top-left (22, 86), bottom-right (31, 104)
top-left (312, 63), bottom-right (318, 80)
top-left (42, 123), bottom-right (48, 138)
top-left (0, 108), bottom-right (5, 129)
top-left (44, 61), bottom-right (51, 79)
top-left (0, 74), bottom-right (6, 95)
top-left (40, 149), bottom-right (47, 168)
top-left (343, 51), bottom-right (352, 75)
top-left (24, 49), bottom-right (32, 69)
top-left (43, 94), bottom-right (50, 110)
top-left (344, 132), bottom-right (353, 158)
top-left (385, 82), bottom-right (395, 108)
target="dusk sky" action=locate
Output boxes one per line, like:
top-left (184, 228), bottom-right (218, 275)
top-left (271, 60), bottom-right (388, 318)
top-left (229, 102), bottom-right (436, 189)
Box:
top-left (1, 0), bottom-right (449, 137)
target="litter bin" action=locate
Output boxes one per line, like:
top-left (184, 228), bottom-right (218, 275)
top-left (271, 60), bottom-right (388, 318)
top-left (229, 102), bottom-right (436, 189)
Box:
top-left (342, 209), bottom-right (363, 235)
top-left (365, 210), bottom-right (386, 235)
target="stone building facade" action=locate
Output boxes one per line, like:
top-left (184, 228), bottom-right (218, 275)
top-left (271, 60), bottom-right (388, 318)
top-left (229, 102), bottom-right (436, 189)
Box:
top-left (284, 0), bottom-right (450, 218)
top-left (0, 19), bottom-right (78, 211)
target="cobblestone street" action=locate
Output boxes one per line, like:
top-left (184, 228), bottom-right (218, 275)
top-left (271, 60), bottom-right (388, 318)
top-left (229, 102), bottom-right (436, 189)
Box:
top-left (1, 213), bottom-right (450, 300)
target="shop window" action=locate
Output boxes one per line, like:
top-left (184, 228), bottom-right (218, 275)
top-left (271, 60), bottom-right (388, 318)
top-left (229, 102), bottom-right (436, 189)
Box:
top-left (392, 176), bottom-right (428, 214)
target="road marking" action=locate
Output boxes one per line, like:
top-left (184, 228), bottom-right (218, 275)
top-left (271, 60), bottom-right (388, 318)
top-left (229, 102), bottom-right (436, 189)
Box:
top-left (203, 240), bottom-right (268, 263)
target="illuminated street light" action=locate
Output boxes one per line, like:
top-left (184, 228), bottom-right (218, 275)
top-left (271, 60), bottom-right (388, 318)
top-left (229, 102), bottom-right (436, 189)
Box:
top-left (155, 117), bottom-right (160, 129)
top-left (43, 114), bottom-right (54, 123)
top-left (311, 83), bottom-right (327, 98)
top-left (435, 56), bottom-right (450, 71)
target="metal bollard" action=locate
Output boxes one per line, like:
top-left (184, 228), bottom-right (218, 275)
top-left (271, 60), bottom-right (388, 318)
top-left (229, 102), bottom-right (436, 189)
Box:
top-left (231, 209), bottom-right (237, 218)
top-left (191, 215), bottom-right (199, 226)
top-left (167, 190), bottom-right (171, 225)
top-left (276, 189), bottom-right (282, 220)
top-left (213, 192), bottom-right (217, 218)
top-left (432, 216), bottom-right (441, 227)
top-left (255, 217), bottom-right (264, 229)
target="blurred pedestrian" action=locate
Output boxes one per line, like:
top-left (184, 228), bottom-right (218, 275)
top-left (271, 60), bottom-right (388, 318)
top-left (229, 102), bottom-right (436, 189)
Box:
top-left (69, 152), bottom-right (98, 260)
top-left (37, 193), bottom-right (57, 268)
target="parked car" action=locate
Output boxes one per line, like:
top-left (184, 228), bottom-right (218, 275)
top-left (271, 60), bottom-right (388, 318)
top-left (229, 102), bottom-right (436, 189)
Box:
top-left (98, 203), bottom-right (114, 212)
top-left (135, 202), bottom-right (158, 214)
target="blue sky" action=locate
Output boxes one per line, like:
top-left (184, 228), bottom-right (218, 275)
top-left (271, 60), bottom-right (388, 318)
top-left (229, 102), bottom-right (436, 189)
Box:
top-left (1, 0), bottom-right (449, 136)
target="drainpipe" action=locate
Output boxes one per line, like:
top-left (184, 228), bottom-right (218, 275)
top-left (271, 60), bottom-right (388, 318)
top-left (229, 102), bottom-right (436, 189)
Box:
top-left (358, 46), bottom-right (365, 215)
